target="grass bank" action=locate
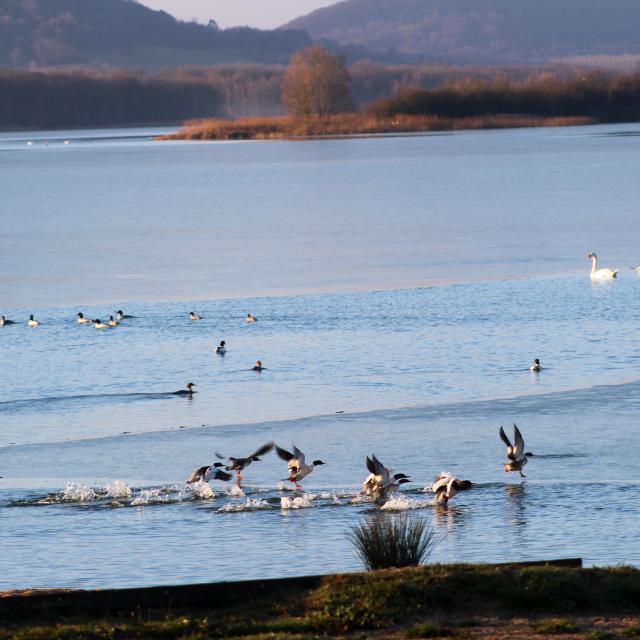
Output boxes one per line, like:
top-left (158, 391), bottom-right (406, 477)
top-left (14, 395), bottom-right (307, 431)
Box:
top-left (161, 113), bottom-right (594, 141)
top-left (3, 564), bottom-right (640, 639)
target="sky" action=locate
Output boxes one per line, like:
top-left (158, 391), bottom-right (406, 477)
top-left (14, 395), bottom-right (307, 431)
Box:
top-left (139, 0), bottom-right (334, 29)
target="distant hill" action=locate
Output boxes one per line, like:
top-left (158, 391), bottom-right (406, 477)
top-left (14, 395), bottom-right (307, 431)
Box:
top-left (0, 0), bottom-right (313, 69)
top-left (283, 0), bottom-right (640, 64)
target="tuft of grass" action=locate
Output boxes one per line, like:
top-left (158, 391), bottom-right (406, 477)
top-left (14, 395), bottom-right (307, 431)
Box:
top-left (587, 631), bottom-right (617, 640)
top-left (622, 626), bottom-right (640, 637)
top-left (349, 515), bottom-right (439, 571)
top-left (532, 618), bottom-right (580, 634)
top-left (406, 621), bottom-right (450, 637)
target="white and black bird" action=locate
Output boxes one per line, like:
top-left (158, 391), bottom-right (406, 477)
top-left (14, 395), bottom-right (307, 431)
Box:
top-left (431, 472), bottom-right (472, 505)
top-left (116, 310), bottom-right (135, 320)
top-left (173, 383), bottom-right (197, 396)
top-left (529, 358), bottom-right (541, 372)
top-left (189, 311), bottom-right (202, 321)
top-left (362, 454), bottom-right (411, 504)
top-left (215, 442), bottom-right (274, 480)
top-left (215, 340), bottom-right (226, 355)
top-left (499, 424), bottom-right (534, 478)
top-left (1, 316), bottom-right (16, 327)
top-left (76, 312), bottom-right (93, 324)
top-left (28, 314), bottom-right (39, 327)
top-left (276, 444), bottom-right (325, 490)
top-left (186, 462), bottom-right (232, 484)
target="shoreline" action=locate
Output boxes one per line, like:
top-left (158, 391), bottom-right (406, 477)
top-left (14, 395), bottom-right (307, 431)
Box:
top-left (4, 561), bottom-right (640, 640)
top-left (161, 113), bottom-right (596, 142)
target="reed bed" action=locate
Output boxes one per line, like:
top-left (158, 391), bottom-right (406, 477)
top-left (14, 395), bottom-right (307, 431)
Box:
top-left (161, 113), bottom-right (593, 141)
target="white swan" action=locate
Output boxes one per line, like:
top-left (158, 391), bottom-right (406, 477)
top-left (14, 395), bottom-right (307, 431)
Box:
top-left (588, 252), bottom-right (617, 281)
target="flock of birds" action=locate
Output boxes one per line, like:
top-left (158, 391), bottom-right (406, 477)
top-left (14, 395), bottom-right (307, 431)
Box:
top-left (183, 422), bottom-right (533, 506)
top-left (0, 251), bottom-right (622, 507)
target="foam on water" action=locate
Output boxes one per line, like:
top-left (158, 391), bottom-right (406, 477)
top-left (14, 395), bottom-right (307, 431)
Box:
top-left (280, 493), bottom-right (315, 510)
top-left (104, 480), bottom-right (132, 498)
top-left (61, 482), bottom-right (98, 502)
top-left (217, 498), bottom-right (271, 513)
top-left (380, 495), bottom-right (431, 510)
top-left (189, 480), bottom-right (215, 500)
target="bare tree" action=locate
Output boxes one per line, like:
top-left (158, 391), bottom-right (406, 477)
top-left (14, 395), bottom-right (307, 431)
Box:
top-left (283, 45), bottom-right (354, 118)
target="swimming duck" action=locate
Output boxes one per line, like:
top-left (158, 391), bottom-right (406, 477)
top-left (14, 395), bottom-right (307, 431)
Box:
top-left (431, 472), bottom-right (472, 505)
top-left (108, 316), bottom-right (119, 327)
top-left (246, 313), bottom-right (257, 323)
top-left (631, 266), bottom-right (640, 276)
top-left (28, 315), bottom-right (39, 327)
top-left (215, 340), bottom-right (226, 355)
top-left (499, 424), bottom-right (533, 478)
top-left (252, 360), bottom-right (264, 372)
top-left (173, 383), bottom-right (197, 396)
top-left (116, 310), bottom-right (135, 321)
top-left (215, 442), bottom-right (274, 480)
top-left (186, 462), bottom-right (232, 484)
top-left (588, 252), bottom-right (618, 281)
top-left (276, 445), bottom-right (325, 490)
top-left (76, 312), bottom-right (93, 324)
top-left (189, 311), bottom-right (202, 321)
top-left (0, 316), bottom-right (15, 326)
top-left (362, 454), bottom-right (411, 504)
top-left (93, 319), bottom-right (111, 329)
top-left (529, 358), bottom-right (541, 372)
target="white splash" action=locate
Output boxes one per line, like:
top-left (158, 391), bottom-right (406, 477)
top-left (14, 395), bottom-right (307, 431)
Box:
top-left (226, 484), bottom-right (245, 497)
top-left (104, 480), bottom-right (132, 498)
top-left (131, 488), bottom-right (172, 506)
top-left (381, 496), bottom-right (429, 510)
top-left (62, 482), bottom-right (98, 502)
top-left (280, 494), bottom-right (315, 510)
top-left (217, 498), bottom-right (270, 512)
top-left (190, 480), bottom-right (215, 500)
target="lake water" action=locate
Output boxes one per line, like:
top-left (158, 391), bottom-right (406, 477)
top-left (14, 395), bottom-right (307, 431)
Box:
top-left (1, 124), bottom-right (640, 590)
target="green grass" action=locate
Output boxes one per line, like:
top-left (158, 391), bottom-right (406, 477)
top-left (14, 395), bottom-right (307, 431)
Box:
top-left (3, 565), bottom-right (640, 639)
top-left (532, 618), bottom-right (580, 634)
top-left (406, 621), bottom-right (451, 637)
top-left (587, 631), bottom-right (618, 640)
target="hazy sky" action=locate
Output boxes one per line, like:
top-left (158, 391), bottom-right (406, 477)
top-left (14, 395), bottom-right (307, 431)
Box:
top-left (140, 1), bottom-right (333, 29)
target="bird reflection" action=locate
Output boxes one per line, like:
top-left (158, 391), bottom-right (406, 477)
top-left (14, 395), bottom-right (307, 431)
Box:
top-left (505, 483), bottom-right (527, 526)
top-left (433, 503), bottom-right (466, 529)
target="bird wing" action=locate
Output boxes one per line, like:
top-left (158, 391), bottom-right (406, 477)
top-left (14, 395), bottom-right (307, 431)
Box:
top-left (250, 442), bottom-right (274, 458)
top-left (214, 451), bottom-right (227, 461)
top-left (292, 445), bottom-right (306, 466)
top-left (371, 454), bottom-right (390, 483)
top-left (431, 476), bottom-right (450, 493)
top-left (499, 426), bottom-right (512, 450)
top-left (214, 469), bottom-right (232, 482)
top-left (187, 465), bottom-right (208, 483)
top-left (366, 456), bottom-right (376, 474)
top-left (513, 424), bottom-right (525, 459)
top-left (276, 445), bottom-right (294, 462)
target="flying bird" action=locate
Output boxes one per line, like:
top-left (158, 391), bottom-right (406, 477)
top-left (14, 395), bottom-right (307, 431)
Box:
top-left (431, 472), bottom-right (472, 505)
top-left (362, 454), bottom-right (411, 504)
top-left (186, 463), bottom-right (232, 484)
top-left (276, 444), bottom-right (325, 490)
top-left (499, 424), bottom-right (533, 478)
top-left (215, 442), bottom-right (274, 480)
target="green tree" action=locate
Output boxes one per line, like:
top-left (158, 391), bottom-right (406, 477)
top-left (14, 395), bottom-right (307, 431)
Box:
top-left (282, 45), bottom-right (354, 118)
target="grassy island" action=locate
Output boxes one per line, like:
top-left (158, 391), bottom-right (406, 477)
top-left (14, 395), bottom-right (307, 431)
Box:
top-left (3, 563), bottom-right (640, 639)
top-left (162, 113), bottom-right (593, 141)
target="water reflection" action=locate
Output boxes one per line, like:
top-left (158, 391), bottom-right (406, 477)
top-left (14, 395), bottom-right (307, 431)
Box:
top-left (505, 483), bottom-right (527, 527)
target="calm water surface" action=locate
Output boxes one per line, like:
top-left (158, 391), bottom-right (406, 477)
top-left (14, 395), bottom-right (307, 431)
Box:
top-left (1, 125), bottom-right (640, 589)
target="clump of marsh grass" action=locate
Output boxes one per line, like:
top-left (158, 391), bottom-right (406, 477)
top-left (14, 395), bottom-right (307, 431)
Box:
top-left (349, 514), bottom-right (439, 571)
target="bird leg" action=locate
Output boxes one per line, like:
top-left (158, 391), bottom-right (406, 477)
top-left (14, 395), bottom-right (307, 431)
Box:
top-left (520, 471), bottom-right (527, 478)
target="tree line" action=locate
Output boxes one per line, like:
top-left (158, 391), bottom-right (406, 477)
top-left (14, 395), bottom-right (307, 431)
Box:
top-left (0, 69), bottom-right (225, 128)
top-left (369, 73), bottom-right (640, 122)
